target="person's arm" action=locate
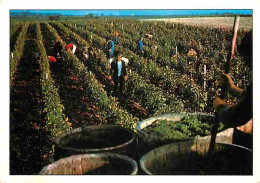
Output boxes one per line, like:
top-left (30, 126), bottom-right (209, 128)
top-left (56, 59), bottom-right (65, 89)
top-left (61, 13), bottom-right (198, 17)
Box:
top-left (220, 73), bottom-right (244, 98)
top-left (229, 84), bottom-right (244, 98)
top-left (214, 83), bottom-right (252, 128)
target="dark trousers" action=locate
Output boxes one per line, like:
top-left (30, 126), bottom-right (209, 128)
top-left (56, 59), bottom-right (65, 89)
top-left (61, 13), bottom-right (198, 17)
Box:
top-left (138, 50), bottom-right (143, 57)
top-left (113, 75), bottom-right (125, 96)
top-left (232, 128), bottom-right (253, 150)
top-left (108, 51), bottom-right (114, 58)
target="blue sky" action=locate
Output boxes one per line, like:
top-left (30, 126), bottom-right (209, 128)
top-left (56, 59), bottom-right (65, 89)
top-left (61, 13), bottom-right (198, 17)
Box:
top-left (11, 9), bottom-right (252, 16)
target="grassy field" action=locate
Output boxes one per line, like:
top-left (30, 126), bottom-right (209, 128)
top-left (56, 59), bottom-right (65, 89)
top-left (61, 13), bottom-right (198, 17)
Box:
top-left (142, 17), bottom-right (252, 31)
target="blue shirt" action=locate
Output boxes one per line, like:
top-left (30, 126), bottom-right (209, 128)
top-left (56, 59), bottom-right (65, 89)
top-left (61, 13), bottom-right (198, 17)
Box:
top-left (117, 61), bottom-right (122, 76)
top-left (110, 41), bottom-right (115, 55)
top-left (139, 40), bottom-right (143, 51)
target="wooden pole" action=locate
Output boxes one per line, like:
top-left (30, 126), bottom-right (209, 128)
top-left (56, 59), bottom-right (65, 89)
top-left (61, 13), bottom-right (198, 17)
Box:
top-left (225, 15), bottom-right (240, 74)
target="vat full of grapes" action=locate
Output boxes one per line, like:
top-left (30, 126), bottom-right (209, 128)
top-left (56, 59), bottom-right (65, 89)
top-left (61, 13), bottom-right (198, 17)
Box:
top-left (136, 113), bottom-right (225, 155)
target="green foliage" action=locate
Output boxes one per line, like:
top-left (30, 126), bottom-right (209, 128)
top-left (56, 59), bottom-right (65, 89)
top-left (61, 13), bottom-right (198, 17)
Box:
top-left (10, 23), bottom-right (29, 85)
top-left (10, 22), bottom-right (23, 40)
top-left (36, 23), bottom-right (70, 139)
top-left (143, 116), bottom-right (212, 141)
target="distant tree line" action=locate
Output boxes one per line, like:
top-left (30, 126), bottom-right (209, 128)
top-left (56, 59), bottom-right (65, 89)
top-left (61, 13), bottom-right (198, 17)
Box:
top-left (49, 15), bottom-right (60, 21)
top-left (85, 13), bottom-right (99, 19)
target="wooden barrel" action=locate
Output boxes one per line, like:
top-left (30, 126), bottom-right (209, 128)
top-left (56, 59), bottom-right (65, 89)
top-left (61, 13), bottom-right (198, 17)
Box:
top-left (54, 125), bottom-right (137, 160)
top-left (140, 139), bottom-right (252, 175)
top-left (39, 153), bottom-right (138, 175)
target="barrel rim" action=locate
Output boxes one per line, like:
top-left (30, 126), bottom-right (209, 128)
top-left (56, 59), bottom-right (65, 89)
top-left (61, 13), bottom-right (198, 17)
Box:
top-left (139, 139), bottom-right (252, 175)
top-left (39, 152), bottom-right (138, 175)
top-left (54, 125), bottom-right (136, 153)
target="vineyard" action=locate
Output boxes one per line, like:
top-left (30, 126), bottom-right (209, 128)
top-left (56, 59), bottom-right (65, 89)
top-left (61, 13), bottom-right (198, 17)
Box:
top-left (10, 18), bottom-right (252, 174)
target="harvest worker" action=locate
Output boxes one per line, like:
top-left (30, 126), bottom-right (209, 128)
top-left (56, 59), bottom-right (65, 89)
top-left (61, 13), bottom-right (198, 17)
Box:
top-left (145, 33), bottom-right (153, 40)
top-left (109, 53), bottom-right (127, 97)
top-left (53, 41), bottom-right (63, 59)
top-left (48, 56), bottom-right (57, 63)
top-left (30, 52), bottom-right (40, 73)
top-left (114, 32), bottom-right (120, 45)
top-left (48, 55), bottom-right (58, 70)
top-left (106, 37), bottom-right (115, 58)
top-left (82, 46), bottom-right (89, 60)
top-left (65, 43), bottom-right (77, 54)
top-left (138, 36), bottom-right (144, 57)
top-left (83, 46), bottom-right (97, 60)
top-left (33, 52), bottom-right (40, 61)
top-left (213, 30), bottom-right (252, 149)
top-left (83, 46), bottom-right (97, 71)
top-left (82, 46), bottom-right (97, 60)
top-left (88, 47), bottom-right (96, 60)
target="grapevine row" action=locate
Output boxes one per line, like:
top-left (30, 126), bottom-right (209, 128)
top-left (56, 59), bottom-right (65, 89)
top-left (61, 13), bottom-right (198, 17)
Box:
top-left (36, 23), bottom-right (71, 138)
top-left (41, 22), bottom-right (106, 127)
top-left (10, 23), bottom-right (29, 84)
top-left (10, 23), bottom-right (51, 174)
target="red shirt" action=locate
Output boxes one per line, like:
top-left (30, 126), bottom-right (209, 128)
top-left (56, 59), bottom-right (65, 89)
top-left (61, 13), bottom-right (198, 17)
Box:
top-left (48, 56), bottom-right (57, 62)
top-left (66, 43), bottom-right (74, 50)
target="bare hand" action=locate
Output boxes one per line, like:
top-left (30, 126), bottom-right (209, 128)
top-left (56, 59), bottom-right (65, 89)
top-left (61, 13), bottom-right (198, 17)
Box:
top-left (213, 96), bottom-right (226, 110)
top-left (124, 76), bottom-right (127, 81)
top-left (217, 72), bottom-right (234, 90)
top-left (108, 76), bottom-right (112, 80)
